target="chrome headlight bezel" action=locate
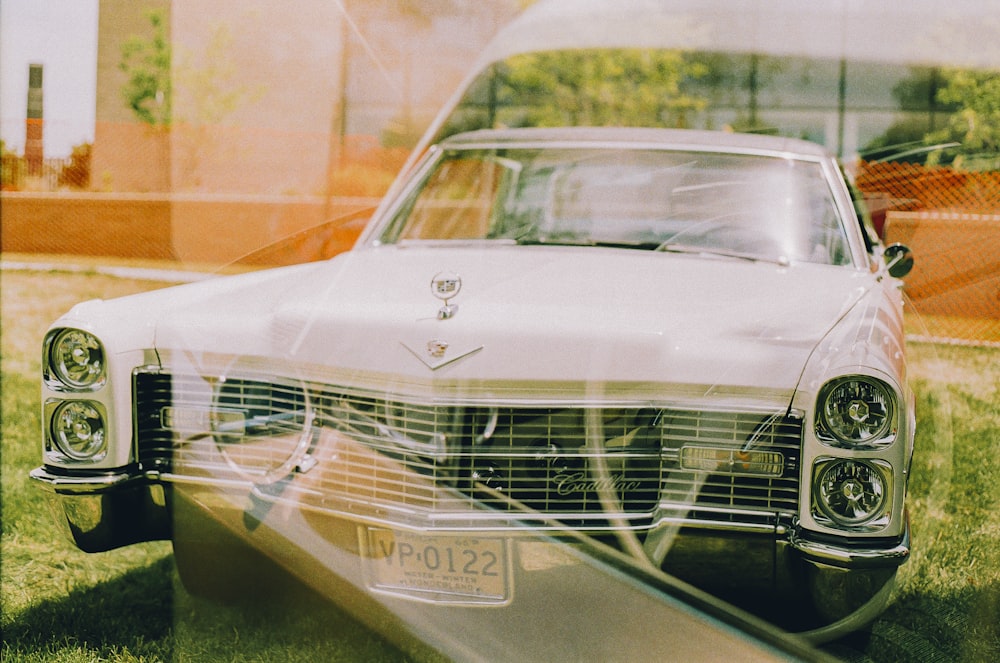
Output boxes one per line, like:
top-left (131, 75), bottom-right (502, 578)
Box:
top-left (815, 376), bottom-right (897, 450)
top-left (812, 457), bottom-right (893, 531)
top-left (46, 399), bottom-right (109, 463)
top-left (44, 328), bottom-right (107, 391)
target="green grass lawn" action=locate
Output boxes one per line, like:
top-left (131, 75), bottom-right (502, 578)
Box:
top-left (853, 341), bottom-right (1000, 662)
top-left (0, 269), bottom-right (408, 662)
top-left (2, 267), bottom-right (998, 662)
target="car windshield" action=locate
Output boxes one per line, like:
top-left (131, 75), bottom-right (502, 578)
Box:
top-left (381, 145), bottom-right (852, 265)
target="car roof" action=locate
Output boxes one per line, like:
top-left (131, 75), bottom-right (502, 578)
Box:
top-left (438, 127), bottom-right (832, 160)
top-left (412, 1), bottom-right (995, 162)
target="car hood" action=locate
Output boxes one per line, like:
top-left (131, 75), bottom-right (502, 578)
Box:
top-left (148, 247), bottom-right (876, 405)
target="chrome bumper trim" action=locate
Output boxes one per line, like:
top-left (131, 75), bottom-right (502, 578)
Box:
top-left (149, 470), bottom-right (255, 490)
top-left (29, 466), bottom-right (171, 552)
top-left (652, 516), bottom-right (783, 535)
top-left (29, 466), bottom-right (140, 494)
top-left (32, 458), bottom-right (907, 570)
top-left (789, 520), bottom-right (911, 569)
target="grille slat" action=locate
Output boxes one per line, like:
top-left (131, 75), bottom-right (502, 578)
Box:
top-left (134, 371), bottom-right (802, 530)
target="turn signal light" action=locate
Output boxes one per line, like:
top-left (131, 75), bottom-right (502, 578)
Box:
top-left (679, 446), bottom-right (784, 477)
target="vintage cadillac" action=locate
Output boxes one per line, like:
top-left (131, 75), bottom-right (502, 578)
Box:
top-left (33, 123), bottom-right (915, 649)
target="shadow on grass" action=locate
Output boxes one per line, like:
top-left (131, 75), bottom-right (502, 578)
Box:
top-left (8, 536), bottom-right (994, 662)
top-left (3, 552), bottom-right (411, 662)
top-left (2, 556), bottom-right (175, 659)
top-left (170, 573), bottom-right (412, 662)
top-left (823, 583), bottom-right (1000, 663)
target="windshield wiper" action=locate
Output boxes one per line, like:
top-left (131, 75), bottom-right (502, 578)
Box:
top-left (396, 238), bottom-right (518, 248)
top-left (656, 242), bottom-right (790, 266)
top-left (518, 237), bottom-right (662, 250)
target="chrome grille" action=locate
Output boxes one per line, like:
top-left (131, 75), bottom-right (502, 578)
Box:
top-left (135, 371), bottom-right (315, 483)
top-left (455, 408), bottom-right (663, 525)
top-left (134, 370), bottom-right (802, 530)
top-left (659, 410), bottom-right (801, 525)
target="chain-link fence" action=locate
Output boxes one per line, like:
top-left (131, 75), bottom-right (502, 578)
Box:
top-left (857, 161), bottom-right (1000, 345)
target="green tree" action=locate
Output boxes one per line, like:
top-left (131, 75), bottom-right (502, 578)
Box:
top-left (863, 66), bottom-right (1000, 168)
top-left (175, 25), bottom-right (262, 126)
top-left (119, 9), bottom-right (172, 126)
top-left (862, 67), bottom-right (960, 162)
top-left (495, 49), bottom-right (709, 129)
top-left (1, 139), bottom-right (26, 190)
top-left (928, 68), bottom-right (1000, 169)
top-left (170, 23), bottom-right (266, 189)
top-left (438, 49), bottom-right (709, 139)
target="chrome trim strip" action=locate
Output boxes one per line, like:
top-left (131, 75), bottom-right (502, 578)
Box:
top-left (153, 466), bottom-right (792, 536)
top-left (437, 137), bottom-right (829, 163)
top-left (151, 471), bottom-right (255, 490)
top-left (135, 363), bottom-right (794, 411)
top-left (31, 462), bottom-right (792, 539)
top-left (29, 466), bottom-right (139, 494)
top-left (652, 517), bottom-right (779, 535)
top-left (658, 502), bottom-right (790, 522)
top-left (790, 521), bottom-right (911, 568)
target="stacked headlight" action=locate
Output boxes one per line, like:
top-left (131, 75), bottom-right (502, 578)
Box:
top-left (816, 376), bottom-right (896, 449)
top-left (50, 400), bottom-right (108, 461)
top-left (812, 458), bottom-right (892, 530)
top-left (46, 329), bottom-right (106, 390)
top-left (44, 328), bottom-right (110, 463)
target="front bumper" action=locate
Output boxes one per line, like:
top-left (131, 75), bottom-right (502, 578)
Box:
top-left (29, 466), bottom-right (172, 553)
top-left (30, 464), bottom-right (908, 571)
top-left (31, 464), bottom-right (909, 641)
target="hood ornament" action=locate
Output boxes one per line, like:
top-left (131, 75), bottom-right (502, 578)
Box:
top-left (431, 271), bottom-right (462, 320)
top-left (401, 271), bottom-right (481, 370)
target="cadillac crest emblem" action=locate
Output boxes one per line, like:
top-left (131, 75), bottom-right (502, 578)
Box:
top-left (427, 340), bottom-right (449, 358)
top-left (431, 271), bottom-right (462, 319)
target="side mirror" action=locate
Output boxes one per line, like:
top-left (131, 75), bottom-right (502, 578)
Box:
top-left (883, 243), bottom-right (914, 278)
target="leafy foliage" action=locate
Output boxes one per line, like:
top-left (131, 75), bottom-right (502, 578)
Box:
top-left (119, 10), bottom-right (172, 127)
top-left (440, 49), bottom-right (710, 136)
top-left (1, 139), bottom-right (26, 190)
top-left (928, 69), bottom-right (1000, 169)
top-left (499, 50), bottom-right (708, 128)
top-left (864, 66), bottom-right (1000, 169)
top-left (174, 25), bottom-right (263, 126)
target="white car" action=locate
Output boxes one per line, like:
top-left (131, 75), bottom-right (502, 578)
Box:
top-left (33, 126), bottom-right (914, 645)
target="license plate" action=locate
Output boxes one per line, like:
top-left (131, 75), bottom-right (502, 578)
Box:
top-left (361, 527), bottom-right (510, 605)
